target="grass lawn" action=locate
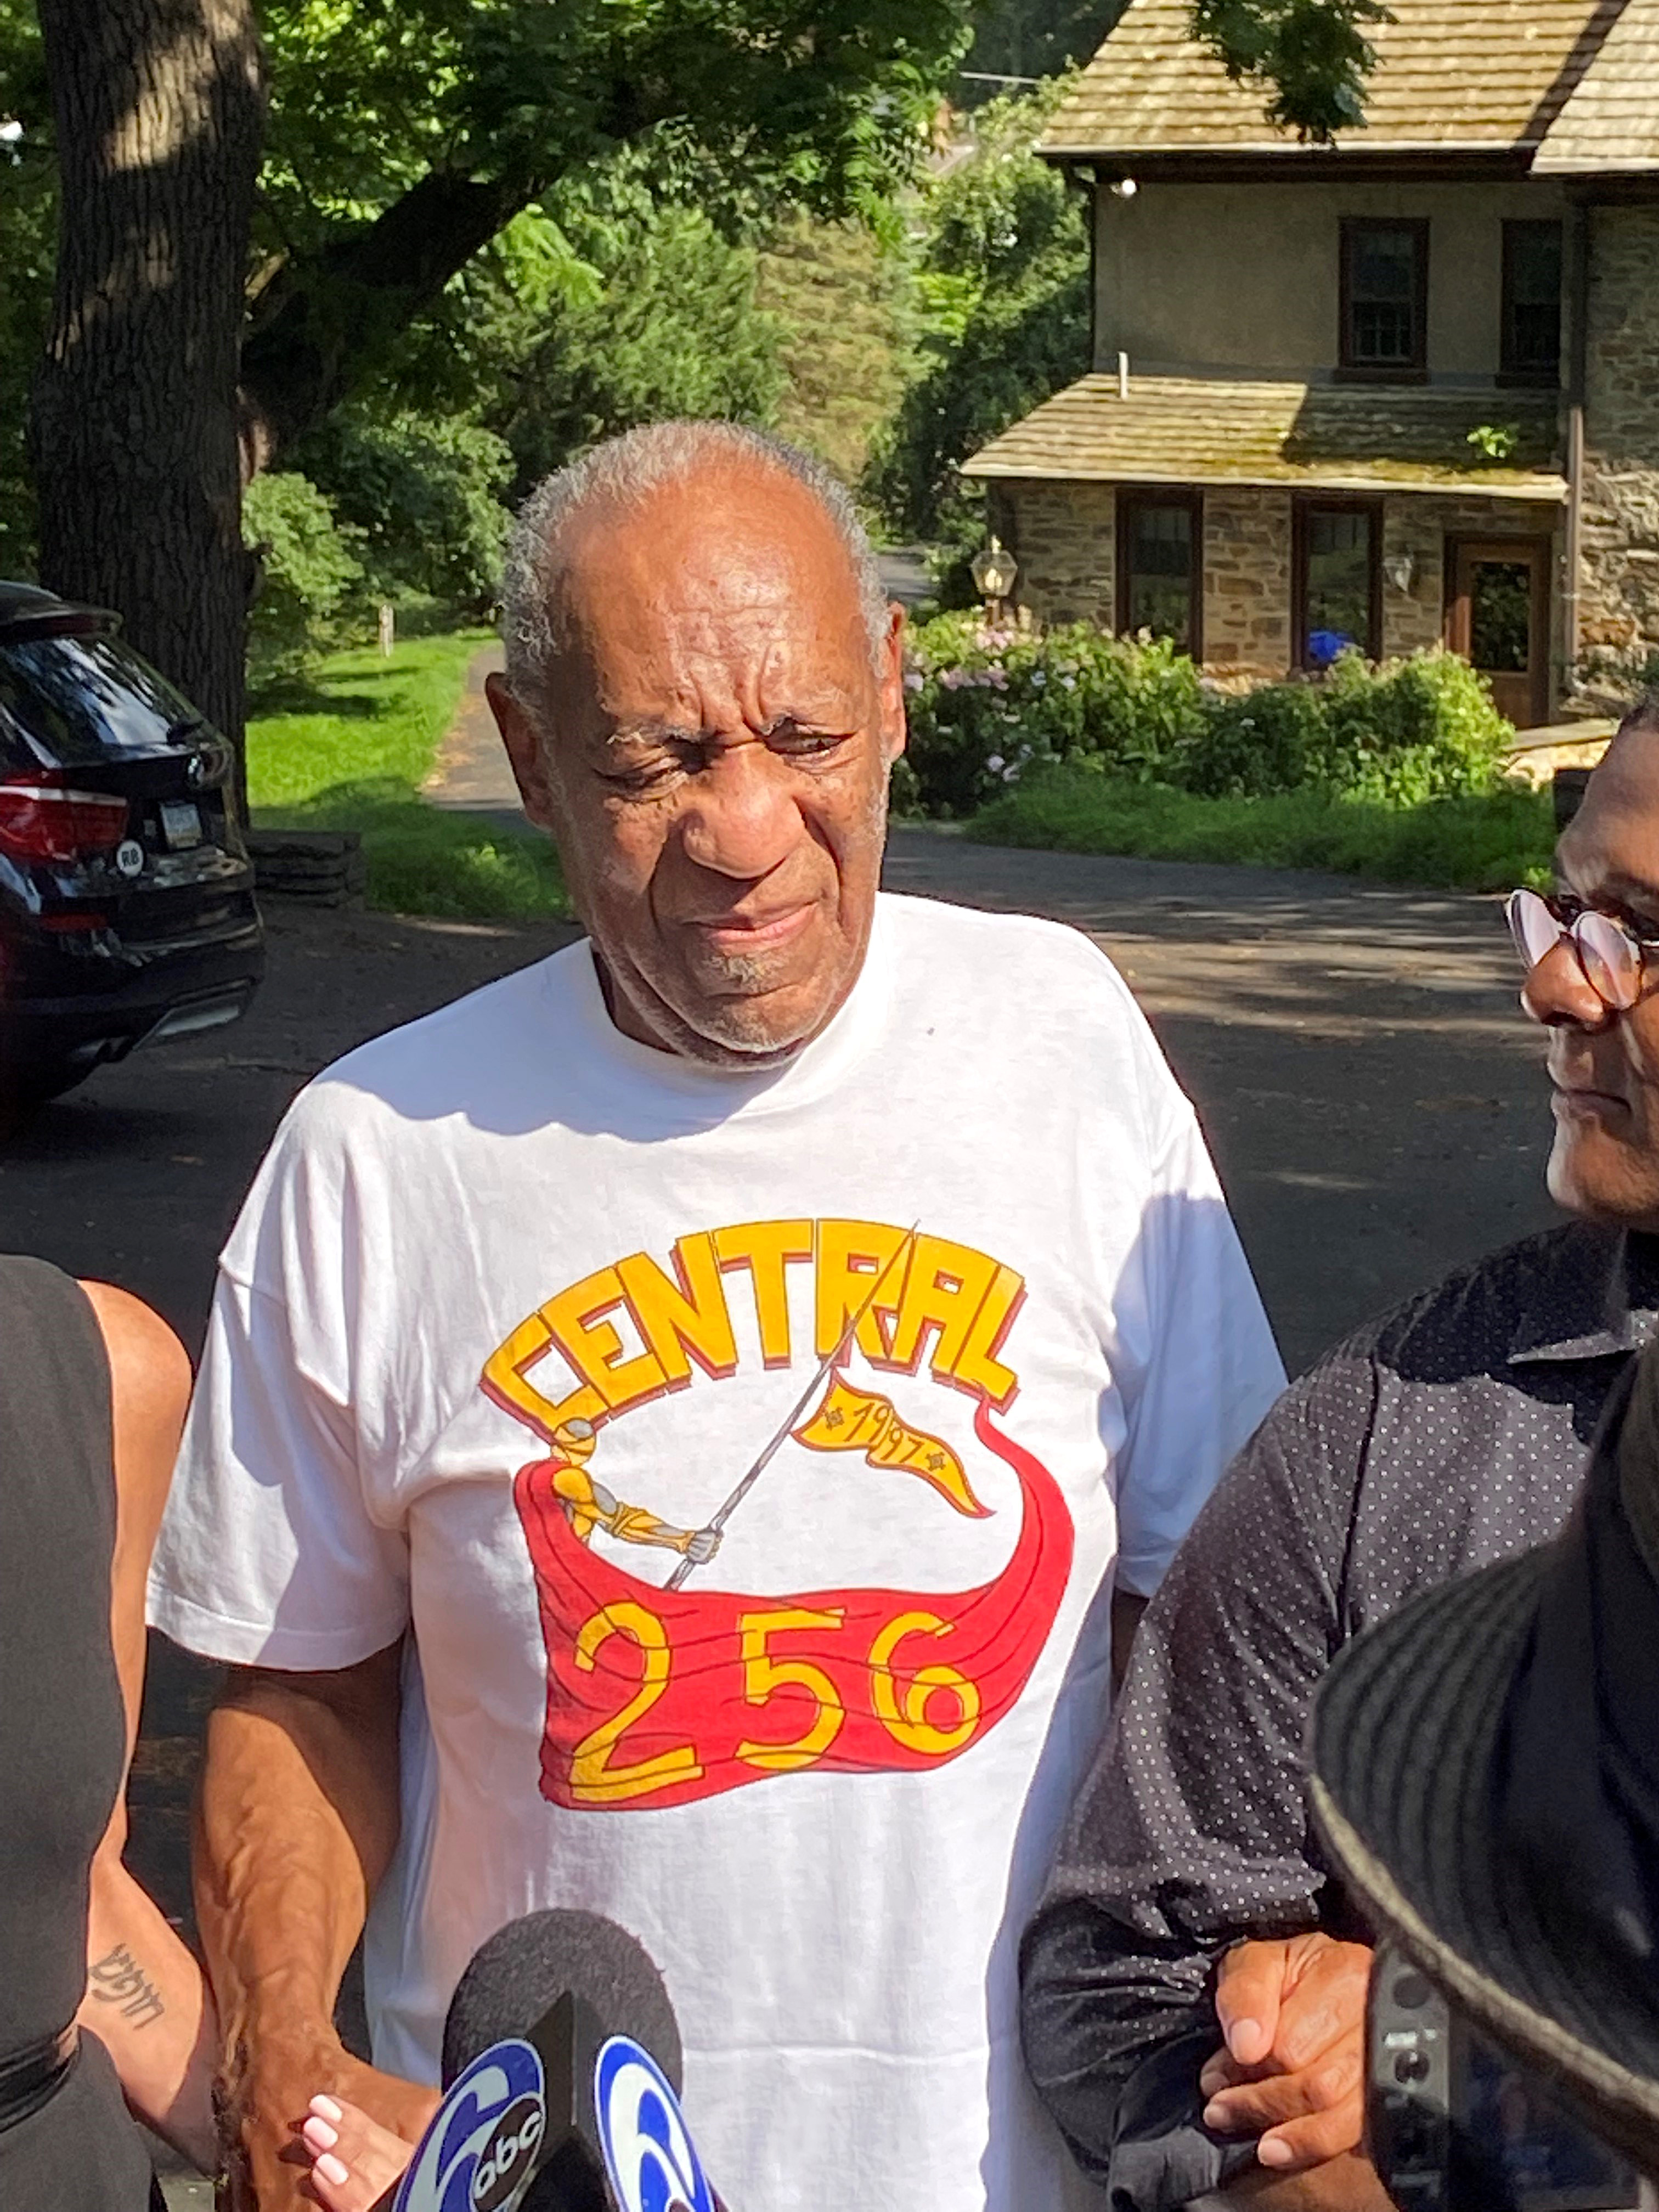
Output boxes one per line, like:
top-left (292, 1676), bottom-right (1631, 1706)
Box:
top-left (245, 630), bottom-right (572, 920)
top-left (966, 769), bottom-right (1556, 894)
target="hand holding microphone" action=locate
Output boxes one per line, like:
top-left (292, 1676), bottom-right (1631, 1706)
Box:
top-left (302, 1910), bottom-right (719, 2212)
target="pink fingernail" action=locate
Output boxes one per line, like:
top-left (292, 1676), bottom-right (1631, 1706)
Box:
top-left (310, 2094), bottom-right (343, 2123)
top-left (303, 2117), bottom-right (339, 2151)
top-left (317, 2152), bottom-right (350, 2186)
top-left (1259, 2138), bottom-right (1294, 2168)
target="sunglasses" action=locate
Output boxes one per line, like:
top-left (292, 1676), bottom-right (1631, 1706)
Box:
top-left (1506, 887), bottom-right (1659, 1013)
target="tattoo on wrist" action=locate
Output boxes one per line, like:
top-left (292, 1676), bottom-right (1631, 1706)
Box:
top-left (88, 1944), bottom-right (165, 2029)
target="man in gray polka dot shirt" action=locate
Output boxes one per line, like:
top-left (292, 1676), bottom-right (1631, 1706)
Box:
top-left (1021, 709), bottom-right (1659, 2212)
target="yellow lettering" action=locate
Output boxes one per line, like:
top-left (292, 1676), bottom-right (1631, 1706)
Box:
top-left (544, 1266), bottom-right (668, 1415)
top-left (888, 1235), bottom-right (1002, 1383)
top-left (954, 1262), bottom-right (1024, 1409)
top-left (736, 1607), bottom-right (846, 1771)
top-left (617, 1234), bottom-right (738, 1387)
top-left (814, 1219), bottom-right (913, 1363)
top-left (869, 1611), bottom-right (981, 1756)
top-left (482, 1311), bottom-right (605, 1440)
top-left (571, 1602), bottom-right (702, 1804)
top-left (714, 1219), bottom-right (812, 1365)
top-left (485, 1220), bottom-right (1024, 1440)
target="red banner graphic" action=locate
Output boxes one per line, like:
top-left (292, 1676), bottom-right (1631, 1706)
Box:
top-left (513, 1398), bottom-right (1073, 1812)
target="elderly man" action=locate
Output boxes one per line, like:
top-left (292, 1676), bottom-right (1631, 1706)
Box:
top-left (1021, 706), bottom-right (1659, 2212)
top-left (149, 422), bottom-right (1282, 2210)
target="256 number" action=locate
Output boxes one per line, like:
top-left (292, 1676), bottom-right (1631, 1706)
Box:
top-left (568, 1602), bottom-right (979, 1804)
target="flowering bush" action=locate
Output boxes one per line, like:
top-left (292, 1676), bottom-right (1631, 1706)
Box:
top-left (898, 618), bottom-right (1512, 818)
top-left (897, 616), bottom-right (1205, 817)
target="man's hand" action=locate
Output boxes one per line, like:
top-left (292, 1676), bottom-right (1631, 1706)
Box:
top-left (1200, 1934), bottom-right (1373, 2174)
top-left (219, 2034), bottom-right (438, 2210)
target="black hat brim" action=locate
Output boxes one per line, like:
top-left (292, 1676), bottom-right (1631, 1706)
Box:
top-left (1309, 1549), bottom-right (1659, 2178)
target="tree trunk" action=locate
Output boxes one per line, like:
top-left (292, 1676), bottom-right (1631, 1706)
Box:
top-left (30, 0), bottom-right (267, 760)
top-left (239, 170), bottom-right (538, 464)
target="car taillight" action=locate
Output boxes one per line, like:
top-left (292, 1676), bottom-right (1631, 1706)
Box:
top-left (0, 780), bottom-right (129, 862)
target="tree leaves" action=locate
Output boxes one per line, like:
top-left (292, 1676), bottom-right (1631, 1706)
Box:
top-left (1189, 0), bottom-right (1387, 142)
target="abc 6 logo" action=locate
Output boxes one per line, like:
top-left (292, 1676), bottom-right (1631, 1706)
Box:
top-left (595, 2039), bottom-right (715, 2212)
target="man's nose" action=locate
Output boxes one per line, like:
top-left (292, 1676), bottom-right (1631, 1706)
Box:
top-left (676, 744), bottom-right (802, 880)
top-left (1521, 936), bottom-right (1614, 1030)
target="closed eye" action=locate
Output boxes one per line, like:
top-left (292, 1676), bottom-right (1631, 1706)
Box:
top-left (600, 755), bottom-right (686, 795)
top-left (765, 723), bottom-right (853, 760)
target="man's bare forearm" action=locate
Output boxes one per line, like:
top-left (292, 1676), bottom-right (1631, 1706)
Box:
top-left (194, 1646), bottom-right (403, 2078)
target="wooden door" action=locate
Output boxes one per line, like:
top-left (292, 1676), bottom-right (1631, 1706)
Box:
top-left (1445, 540), bottom-right (1552, 729)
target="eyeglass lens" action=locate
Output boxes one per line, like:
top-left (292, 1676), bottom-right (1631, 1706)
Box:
top-left (1506, 889), bottom-right (1641, 1011)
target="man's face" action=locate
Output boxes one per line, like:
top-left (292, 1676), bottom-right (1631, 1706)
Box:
top-left (489, 464), bottom-right (906, 1069)
top-left (1524, 731), bottom-right (1659, 1229)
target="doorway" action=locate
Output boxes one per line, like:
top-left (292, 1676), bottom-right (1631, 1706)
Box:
top-left (1445, 539), bottom-right (1553, 729)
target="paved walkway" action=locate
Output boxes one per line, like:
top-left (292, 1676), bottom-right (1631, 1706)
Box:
top-left (424, 640), bottom-right (510, 807)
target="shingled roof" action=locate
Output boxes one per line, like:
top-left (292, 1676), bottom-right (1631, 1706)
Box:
top-left (1535, 0), bottom-right (1659, 170)
top-left (1042, 0), bottom-right (1627, 163)
top-left (960, 375), bottom-right (1566, 500)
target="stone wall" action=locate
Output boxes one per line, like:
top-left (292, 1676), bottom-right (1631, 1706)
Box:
top-left (1381, 494), bottom-right (1563, 676)
top-left (992, 481), bottom-right (1114, 627)
top-left (997, 477), bottom-right (1562, 707)
top-left (1202, 489), bottom-right (1292, 678)
top-left (1581, 205), bottom-right (1659, 661)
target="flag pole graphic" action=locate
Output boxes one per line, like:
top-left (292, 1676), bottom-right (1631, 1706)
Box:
top-left (665, 1223), bottom-right (920, 1591)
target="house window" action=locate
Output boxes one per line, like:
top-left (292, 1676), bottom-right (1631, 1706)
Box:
top-left (1118, 492), bottom-right (1201, 655)
top-left (1340, 219), bottom-right (1429, 378)
top-left (1502, 221), bottom-right (1563, 383)
top-left (1295, 501), bottom-right (1380, 667)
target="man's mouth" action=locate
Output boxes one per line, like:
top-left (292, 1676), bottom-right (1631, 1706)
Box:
top-left (1551, 1082), bottom-right (1630, 1120)
top-left (687, 902), bottom-right (816, 955)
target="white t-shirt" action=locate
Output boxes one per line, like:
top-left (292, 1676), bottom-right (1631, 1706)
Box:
top-left (150, 891), bottom-right (1283, 2212)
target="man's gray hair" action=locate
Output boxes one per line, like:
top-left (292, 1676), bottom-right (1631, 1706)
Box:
top-left (501, 420), bottom-right (890, 714)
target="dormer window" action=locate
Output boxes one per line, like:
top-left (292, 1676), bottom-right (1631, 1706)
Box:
top-left (1502, 221), bottom-right (1563, 385)
top-left (1340, 219), bottom-right (1429, 380)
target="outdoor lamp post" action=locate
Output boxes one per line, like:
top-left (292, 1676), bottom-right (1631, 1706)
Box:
top-left (972, 535), bottom-right (1019, 625)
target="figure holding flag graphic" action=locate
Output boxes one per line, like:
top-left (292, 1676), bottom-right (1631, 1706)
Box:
top-left (534, 1415), bottom-right (721, 1562)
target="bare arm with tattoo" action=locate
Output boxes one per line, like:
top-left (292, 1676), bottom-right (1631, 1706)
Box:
top-left (76, 1282), bottom-right (218, 2169)
top-left (194, 1646), bottom-right (439, 2209)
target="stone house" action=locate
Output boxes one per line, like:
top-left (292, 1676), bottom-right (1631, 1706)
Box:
top-left (962, 0), bottom-right (1659, 727)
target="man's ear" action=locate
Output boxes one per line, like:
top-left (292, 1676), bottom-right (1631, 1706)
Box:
top-left (879, 601), bottom-right (908, 764)
top-left (487, 671), bottom-right (559, 831)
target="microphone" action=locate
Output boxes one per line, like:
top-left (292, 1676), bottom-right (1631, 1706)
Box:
top-left (387, 1909), bottom-right (718, 2212)
top-left (442, 1910), bottom-right (682, 2090)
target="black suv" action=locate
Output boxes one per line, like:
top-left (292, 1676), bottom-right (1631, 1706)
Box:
top-left (0, 583), bottom-right (264, 1104)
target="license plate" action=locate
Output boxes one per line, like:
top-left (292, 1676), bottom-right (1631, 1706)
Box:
top-left (159, 798), bottom-right (203, 850)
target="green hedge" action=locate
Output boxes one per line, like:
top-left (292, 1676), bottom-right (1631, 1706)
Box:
top-left (898, 614), bottom-right (1513, 818)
